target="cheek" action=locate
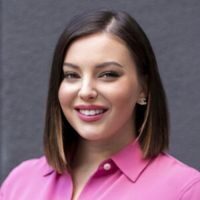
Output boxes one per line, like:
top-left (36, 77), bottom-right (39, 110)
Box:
top-left (58, 84), bottom-right (66, 106)
top-left (100, 80), bottom-right (140, 108)
top-left (58, 82), bottom-right (76, 106)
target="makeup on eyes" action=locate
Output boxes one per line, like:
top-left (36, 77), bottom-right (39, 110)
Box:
top-left (62, 61), bottom-right (124, 81)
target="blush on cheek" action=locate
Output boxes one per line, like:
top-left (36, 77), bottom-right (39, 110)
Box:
top-left (58, 83), bottom-right (78, 107)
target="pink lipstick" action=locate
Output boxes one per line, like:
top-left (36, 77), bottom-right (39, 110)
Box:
top-left (74, 105), bottom-right (108, 122)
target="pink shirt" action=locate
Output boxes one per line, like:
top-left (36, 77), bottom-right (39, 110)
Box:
top-left (1, 141), bottom-right (200, 200)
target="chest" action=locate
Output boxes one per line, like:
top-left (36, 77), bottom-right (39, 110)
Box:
top-left (4, 168), bottom-right (183, 200)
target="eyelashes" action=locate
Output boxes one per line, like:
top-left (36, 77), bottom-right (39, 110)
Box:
top-left (63, 71), bottom-right (121, 80)
top-left (99, 71), bottom-right (120, 78)
top-left (63, 72), bottom-right (80, 79)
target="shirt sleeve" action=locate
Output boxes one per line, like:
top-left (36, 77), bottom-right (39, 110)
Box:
top-left (180, 178), bottom-right (200, 200)
top-left (0, 180), bottom-right (6, 199)
top-left (0, 192), bottom-right (3, 200)
top-left (0, 170), bottom-right (14, 200)
top-left (0, 158), bottom-right (42, 200)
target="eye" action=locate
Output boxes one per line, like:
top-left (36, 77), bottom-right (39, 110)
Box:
top-left (99, 71), bottom-right (120, 79)
top-left (63, 72), bottom-right (80, 79)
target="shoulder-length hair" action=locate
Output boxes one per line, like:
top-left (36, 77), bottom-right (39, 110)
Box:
top-left (44, 10), bottom-right (169, 173)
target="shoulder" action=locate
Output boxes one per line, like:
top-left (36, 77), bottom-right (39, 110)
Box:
top-left (0, 156), bottom-right (53, 197)
top-left (2, 156), bottom-right (52, 180)
top-left (156, 153), bottom-right (200, 177)
top-left (151, 153), bottom-right (200, 199)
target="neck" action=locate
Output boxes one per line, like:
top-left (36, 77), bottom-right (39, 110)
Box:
top-left (73, 131), bottom-right (135, 169)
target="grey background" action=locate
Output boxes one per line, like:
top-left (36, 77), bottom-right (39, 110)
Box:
top-left (1, 0), bottom-right (200, 184)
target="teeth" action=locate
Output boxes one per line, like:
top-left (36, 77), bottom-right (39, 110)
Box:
top-left (79, 109), bottom-right (104, 116)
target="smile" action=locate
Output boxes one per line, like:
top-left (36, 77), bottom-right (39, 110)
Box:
top-left (79, 109), bottom-right (104, 116)
top-left (74, 105), bottom-right (108, 122)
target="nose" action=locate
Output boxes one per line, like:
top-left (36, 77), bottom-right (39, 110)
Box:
top-left (78, 78), bottom-right (98, 101)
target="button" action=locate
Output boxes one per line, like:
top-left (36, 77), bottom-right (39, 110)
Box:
top-left (103, 163), bottom-right (111, 171)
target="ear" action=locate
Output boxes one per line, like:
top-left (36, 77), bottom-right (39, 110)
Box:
top-left (137, 76), bottom-right (148, 105)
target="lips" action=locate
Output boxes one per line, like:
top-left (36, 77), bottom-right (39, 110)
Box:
top-left (74, 105), bottom-right (108, 122)
top-left (79, 109), bottom-right (104, 116)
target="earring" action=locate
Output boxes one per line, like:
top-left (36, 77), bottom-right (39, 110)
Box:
top-left (137, 98), bottom-right (147, 105)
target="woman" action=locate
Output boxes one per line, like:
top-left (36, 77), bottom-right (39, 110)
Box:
top-left (1, 10), bottom-right (200, 200)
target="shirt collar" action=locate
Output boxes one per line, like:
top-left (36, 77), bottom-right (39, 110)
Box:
top-left (42, 140), bottom-right (153, 180)
top-left (111, 140), bottom-right (153, 182)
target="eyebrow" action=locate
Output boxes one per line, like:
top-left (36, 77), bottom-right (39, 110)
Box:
top-left (63, 61), bottom-right (124, 69)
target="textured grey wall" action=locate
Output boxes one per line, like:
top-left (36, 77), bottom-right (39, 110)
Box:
top-left (1, 0), bottom-right (200, 183)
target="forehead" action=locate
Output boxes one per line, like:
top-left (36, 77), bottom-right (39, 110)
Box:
top-left (64, 33), bottom-right (134, 65)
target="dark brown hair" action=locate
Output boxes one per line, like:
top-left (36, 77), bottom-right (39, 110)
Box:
top-left (44, 10), bottom-right (169, 173)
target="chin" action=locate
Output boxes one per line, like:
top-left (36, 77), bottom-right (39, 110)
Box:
top-left (78, 132), bottom-right (108, 142)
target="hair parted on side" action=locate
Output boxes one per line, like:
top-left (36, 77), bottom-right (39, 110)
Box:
top-left (43, 10), bottom-right (169, 174)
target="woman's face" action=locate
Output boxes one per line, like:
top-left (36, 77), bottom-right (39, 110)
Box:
top-left (58, 33), bottom-right (146, 144)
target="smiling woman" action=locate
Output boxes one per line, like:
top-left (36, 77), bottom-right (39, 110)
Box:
top-left (58, 33), bottom-right (144, 146)
top-left (1, 10), bottom-right (200, 200)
